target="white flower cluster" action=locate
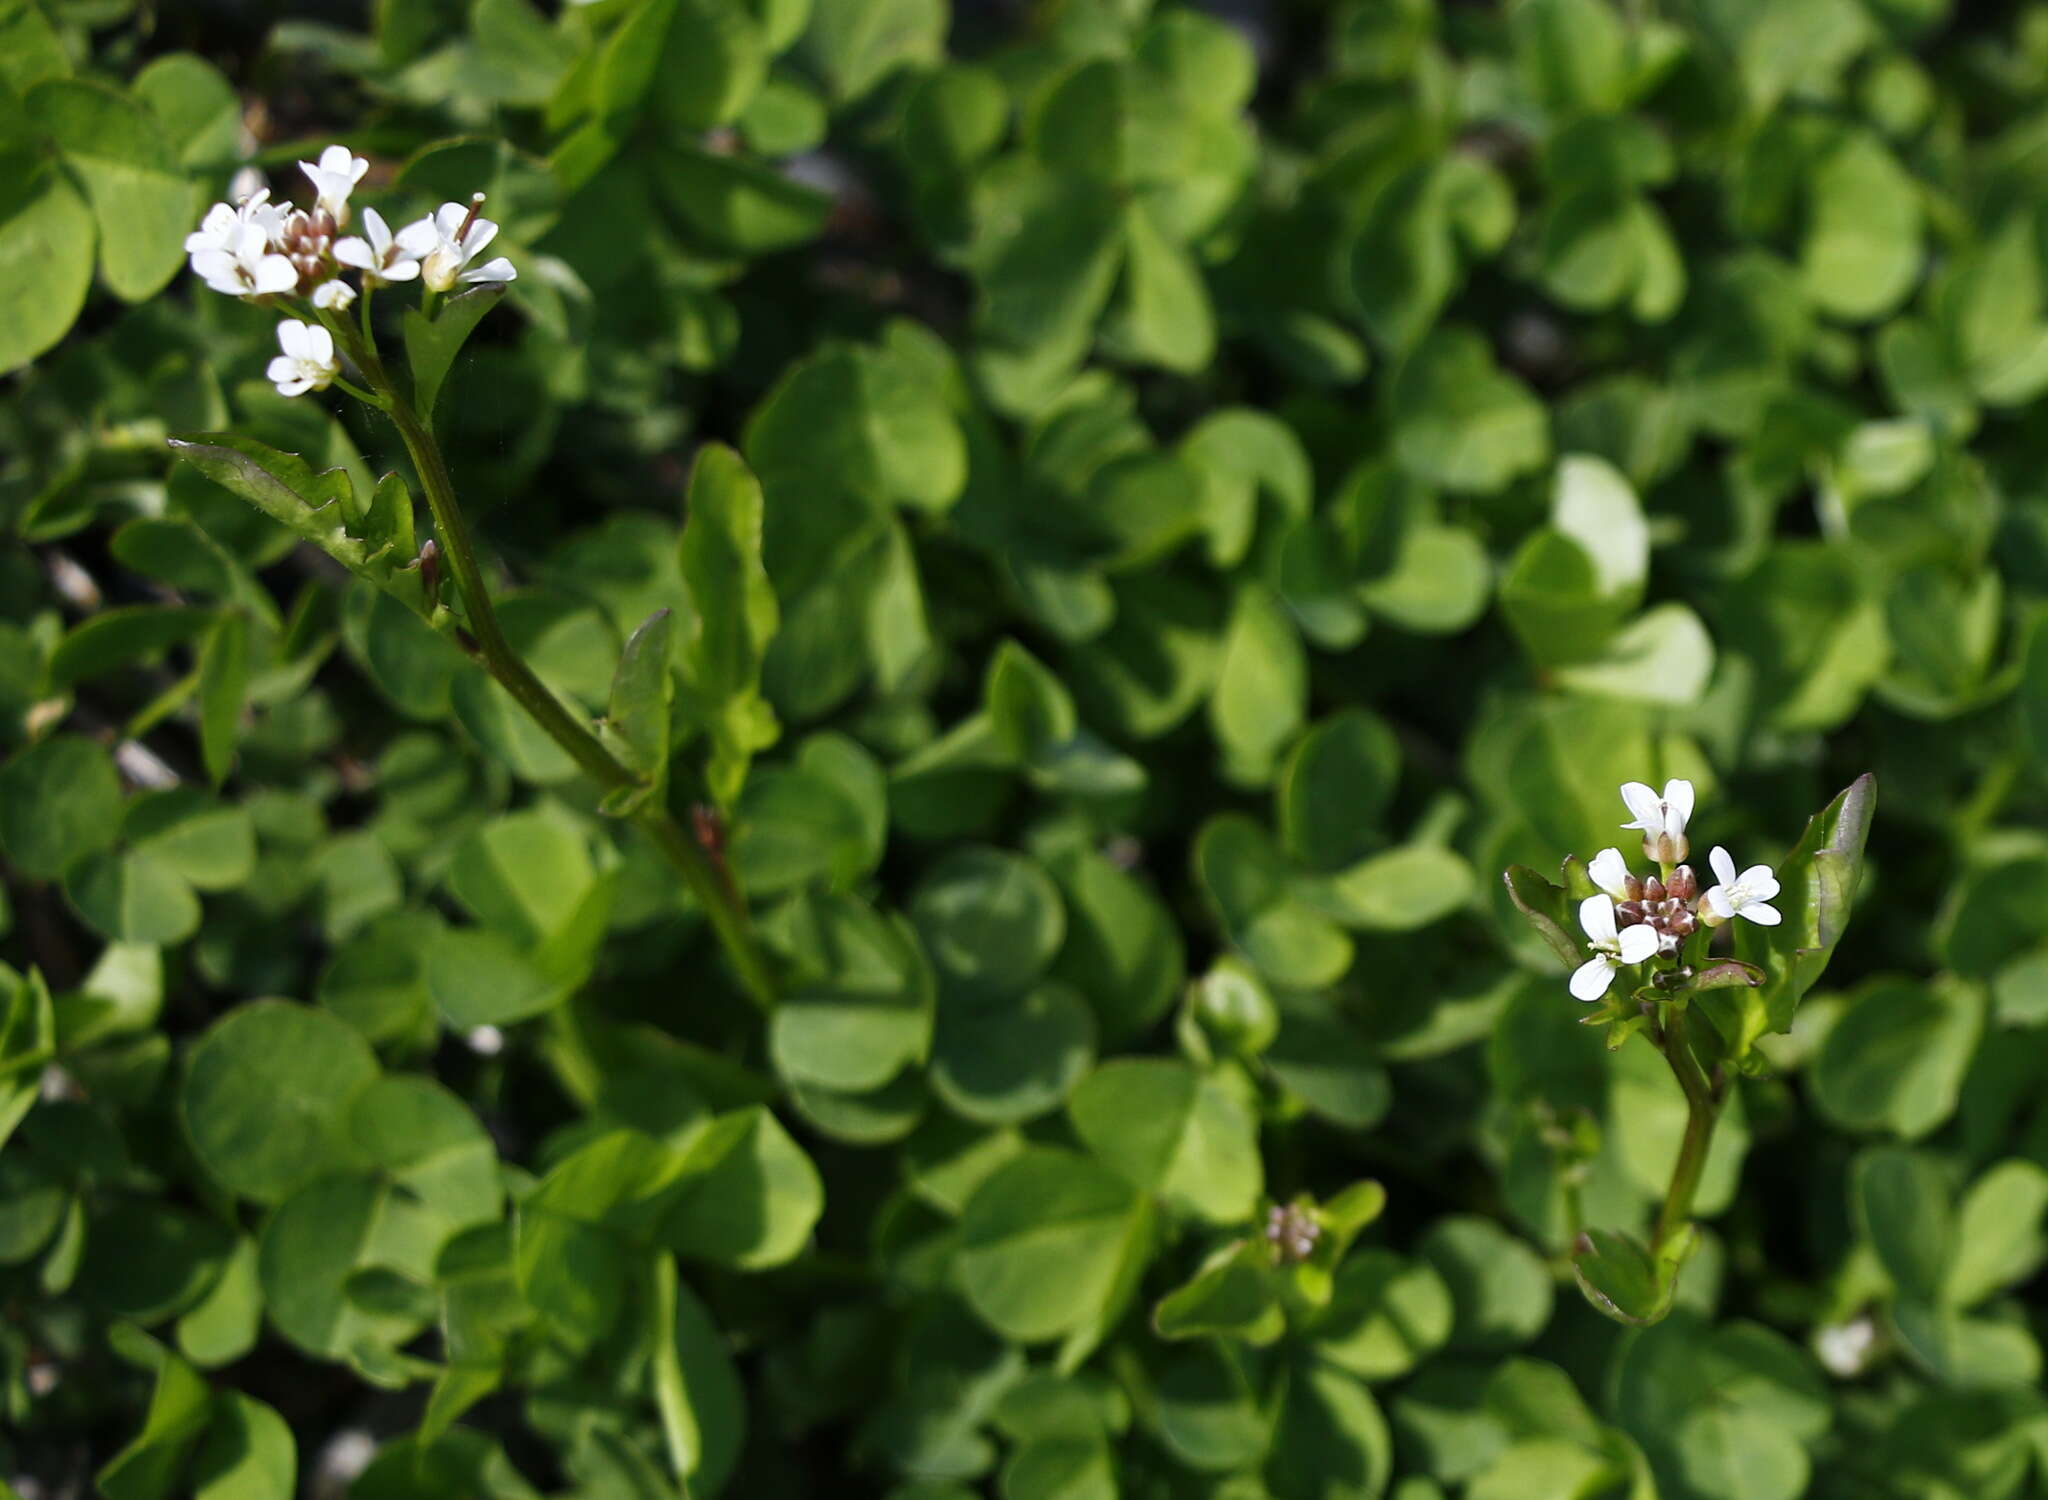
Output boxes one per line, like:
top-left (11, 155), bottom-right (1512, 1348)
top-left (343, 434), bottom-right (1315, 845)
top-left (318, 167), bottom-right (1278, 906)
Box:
top-left (1568, 778), bottom-right (1783, 1002)
top-left (184, 145), bottom-right (516, 398)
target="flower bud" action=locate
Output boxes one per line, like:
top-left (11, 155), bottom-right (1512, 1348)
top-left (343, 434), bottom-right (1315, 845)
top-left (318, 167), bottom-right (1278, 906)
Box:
top-left (1667, 864), bottom-right (1698, 901)
top-left (1642, 830), bottom-right (1689, 866)
top-left (1643, 875), bottom-right (1666, 903)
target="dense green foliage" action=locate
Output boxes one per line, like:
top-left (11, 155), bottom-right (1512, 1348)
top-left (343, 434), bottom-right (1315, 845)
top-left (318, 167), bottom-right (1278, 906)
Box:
top-left (3, 0), bottom-right (2048, 1497)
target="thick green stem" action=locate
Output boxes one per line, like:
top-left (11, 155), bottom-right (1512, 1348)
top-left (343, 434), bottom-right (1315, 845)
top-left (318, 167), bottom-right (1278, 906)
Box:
top-left (1652, 1007), bottom-right (1720, 1253)
top-left (374, 383), bottom-right (778, 1011)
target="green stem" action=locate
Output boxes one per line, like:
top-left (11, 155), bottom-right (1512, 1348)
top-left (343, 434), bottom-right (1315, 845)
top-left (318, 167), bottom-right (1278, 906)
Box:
top-left (1652, 1006), bottom-right (1720, 1253)
top-left (369, 368), bottom-right (777, 1011)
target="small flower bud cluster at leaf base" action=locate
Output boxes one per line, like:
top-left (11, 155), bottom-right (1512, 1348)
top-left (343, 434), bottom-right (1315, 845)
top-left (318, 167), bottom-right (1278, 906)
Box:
top-left (1560, 779), bottom-right (1781, 1003)
top-left (1264, 1203), bottom-right (1321, 1265)
top-left (182, 144), bottom-right (516, 399)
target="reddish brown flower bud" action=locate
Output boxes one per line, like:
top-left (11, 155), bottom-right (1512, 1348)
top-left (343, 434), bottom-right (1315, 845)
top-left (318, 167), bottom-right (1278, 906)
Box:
top-left (1667, 864), bottom-right (1698, 901)
top-left (1623, 874), bottom-right (1644, 902)
top-left (1644, 876), bottom-right (1667, 903)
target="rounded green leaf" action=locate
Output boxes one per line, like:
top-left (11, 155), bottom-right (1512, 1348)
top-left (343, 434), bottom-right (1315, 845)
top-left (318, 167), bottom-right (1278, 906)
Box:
top-left (180, 1002), bottom-right (381, 1205)
top-left (1067, 1059), bottom-right (1261, 1223)
top-left (958, 1147), bottom-right (1149, 1343)
top-left (929, 981), bottom-right (1097, 1126)
top-left (911, 846), bottom-right (1066, 1002)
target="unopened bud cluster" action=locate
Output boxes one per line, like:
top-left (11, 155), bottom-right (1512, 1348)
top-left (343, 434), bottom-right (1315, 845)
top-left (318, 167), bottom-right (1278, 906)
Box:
top-left (1613, 864), bottom-right (1700, 955)
top-left (1264, 1203), bottom-right (1321, 1265)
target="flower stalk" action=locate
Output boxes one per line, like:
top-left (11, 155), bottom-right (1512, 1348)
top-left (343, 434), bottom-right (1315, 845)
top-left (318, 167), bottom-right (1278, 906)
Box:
top-left (380, 388), bottom-right (779, 1012)
top-left (179, 146), bottom-right (781, 1012)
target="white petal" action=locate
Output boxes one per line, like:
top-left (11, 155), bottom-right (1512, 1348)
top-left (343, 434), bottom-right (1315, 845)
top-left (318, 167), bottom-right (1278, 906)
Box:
top-left (266, 354), bottom-right (301, 383)
top-left (1662, 779), bottom-right (1695, 829)
top-left (459, 216), bottom-right (499, 258)
top-left (276, 320), bottom-right (310, 358)
top-left (381, 259), bottom-right (421, 282)
top-left (1579, 894), bottom-right (1618, 944)
top-left (435, 201), bottom-right (470, 236)
top-left (1709, 845), bottom-right (1736, 887)
top-left (459, 256), bottom-right (516, 284)
top-left (1619, 781), bottom-right (1661, 830)
top-left (333, 238), bottom-right (373, 270)
top-left (395, 217), bottom-right (442, 256)
top-left (1570, 956), bottom-right (1617, 1002)
top-left (362, 206), bottom-right (393, 250)
top-left (253, 256), bottom-right (299, 294)
top-left (1617, 924), bottom-right (1660, 964)
top-left (301, 324), bottom-right (335, 363)
top-left (1738, 902), bottom-right (1782, 927)
top-left (1742, 866), bottom-right (1780, 900)
top-left (1705, 885), bottom-right (1736, 920)
top-left (1588, 847), bottom-right (1631, 900)
top-left (311, 279), bottom-right (355, 310)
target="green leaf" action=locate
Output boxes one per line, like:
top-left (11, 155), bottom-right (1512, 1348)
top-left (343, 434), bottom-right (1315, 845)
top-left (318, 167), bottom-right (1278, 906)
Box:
top-left (1194, 815), bottom-right (1353, 991)
top-left (1945, 1160), bottom-right (2048, 1310)
top-left (31, 78), bottom-right (196, 301)
top-left (1390, 326), bottom-right (1551, 494)
top-left (661, 1105), bottom-right (823, 1268)
top-left (1570, 1227), bottom-right (1680, 1327)
top-left (600, 608), bottom-right (675, 797)
top-left (404, 284), bottom-right (509, 423)
top-left (1311, 1249), bottom-right (1455, 1380)
top-left (1728, 772), bottom-right (1877, 1054)
top-left (929, 981), bottom-right (1097, 1126)
top-left (167, 435), bottom-right (427, 614)
top-left (767, 891), bottom-right (933, 1093)
top-left (1853, 1147), bottom-right (1953, 1306)
top-left (96, 1331), bottom-right (215, 1500)
top-left (744, 343), bottom-right (967, 513)
top-left (197, 611), bottom-right (248, 787)
top-left (911, 845), bottom-right (1066, 1003)
top-left (179, 1001), bottom-right (382, 1204)
top-left (678, 443), bottom-right (780, 806)
top-left (1067, 1059), bottom-right (1262, 1223)
top-left (1153, 1238), bottom-right (1284, 1344)
top-left (958, 1146), bottom-right (1152, 1344)
top-left (1208, 582), bottom-right (1307, 788)
top-left (0, 155), bottom-right (96, 373)
top-left (1265, 1361), bottom-right (1394, 1500)
top-left (190, 1393), bottom-right (295, 1500)
top-left (795, 0), bottom-right (945, 102)
top-left (1418, 1217), bottom-right (1554, 1353)
top-left (0, 735), bottom-right (125, 879)
top-left (1809, 976), bottom-right (1982, 1140)
top-left (1503, 865), bottom-right (1583, 971)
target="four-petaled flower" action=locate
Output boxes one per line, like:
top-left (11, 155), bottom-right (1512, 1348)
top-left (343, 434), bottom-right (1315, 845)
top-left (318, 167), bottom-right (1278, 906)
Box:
top-left (300, 145), bottom-right (369, 225)
top-left (334, 208), bottom-right (421, 285)
top-left (1704, 846), bottom-right (1782, 927)
top-left (397, 199), bottom-right (518, 293)
top-left (311, 279), bottom-right (356, 310)
top-left (1621, 778), bottom-right (1694, 864)
top-left (185, 197), bottom-right (296, 298)
top-left (1571, 895), bottom-right (1660, 1001)
top-left (267, 320), bottom-right (339, 398)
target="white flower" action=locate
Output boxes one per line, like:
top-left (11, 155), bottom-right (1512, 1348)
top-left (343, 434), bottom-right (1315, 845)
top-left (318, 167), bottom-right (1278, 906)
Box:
top-left (333, 207), bottom-right (420, 284)
top-left (266, 319), bottom-right (339, 398)
top-left (185, 191), bottom-right (295, 298)
top-left (311, 278), bottom-right (356, 310)
top-left (1570, 894), bottom-right (1659, 1002)
top-left (1704, 846), bottom-right (1782, 927)
top-left (1815, 1316), bottom-right (1877, 1378)
top-left (396, 199), bottom-right (517, 293)
top-left (1588, 847), bottom-right (1632, 901)
top-left (300, 145), bottom-right (369, 224)
top-left (1620, 778), bottom-right (1695, 863)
